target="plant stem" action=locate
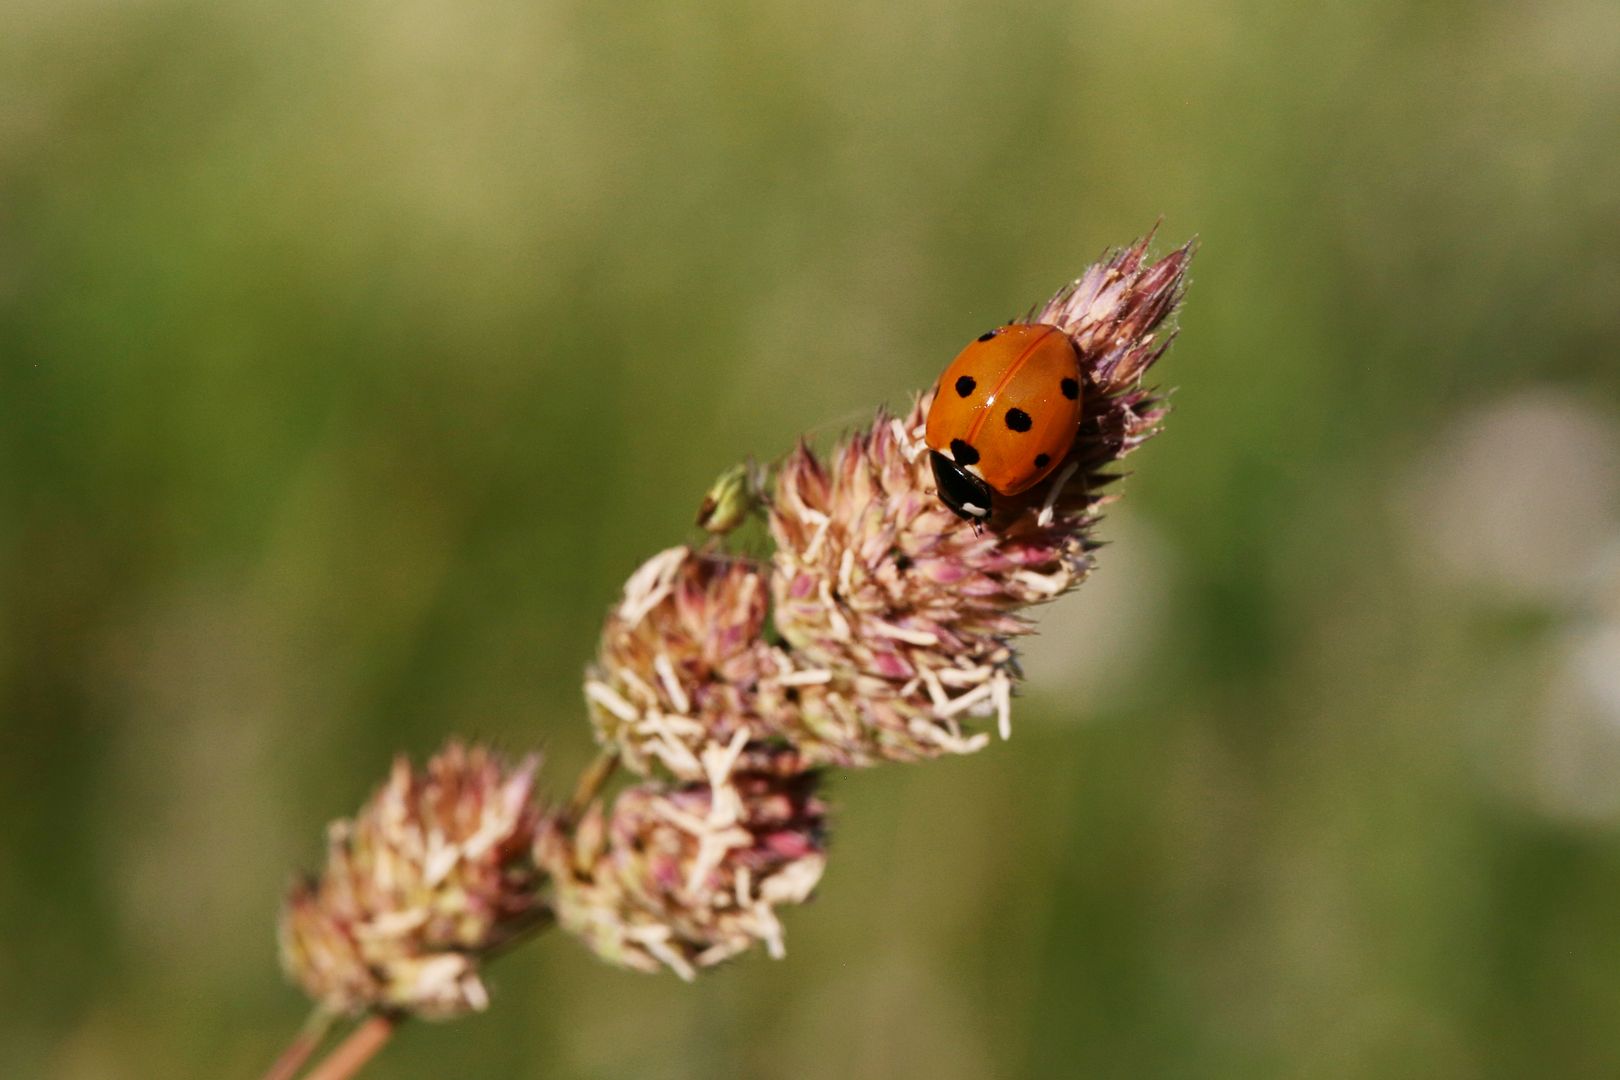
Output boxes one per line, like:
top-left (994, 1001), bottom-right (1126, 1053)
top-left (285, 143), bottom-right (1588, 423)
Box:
top-left (302, 1014), bottom-right (398, 1080)
top-left (260, 1007), bottom-right (337, 1080)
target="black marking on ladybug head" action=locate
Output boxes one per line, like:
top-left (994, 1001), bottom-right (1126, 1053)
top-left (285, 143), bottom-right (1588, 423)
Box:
top-left (1005, 407), bottom-right (1032, 432)
top-left (948, 438), bottom-right (980, 466)
top-left (1061, 377), bottom-right (1079, 400)
top-left (954, 375), bottom-right (976, 398)
top-left (976, 329), bottom-right (998, 342)
top-left (930, 450), bottom-right (992, 521)
top-left (1035, 453), bottom-right (1051, 469)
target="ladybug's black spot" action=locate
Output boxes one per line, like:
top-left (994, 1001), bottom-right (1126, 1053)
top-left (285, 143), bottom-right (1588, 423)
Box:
top-left (1061, 377), bottom-right (1080, 400)
top-left (976, 329), bottom-right (998, 342)
top-left (1035, 453), bottom-right (1051, 469)
top-left (949, 438), bottom-right (979, 466)
top-left (954, 375), bottom-right (976, 398)
top-left (1005, 407), bottom-right (1033, 432)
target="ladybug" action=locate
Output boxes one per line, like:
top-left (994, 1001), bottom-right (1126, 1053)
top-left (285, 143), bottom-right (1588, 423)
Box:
top-left (924, 323), bottom-right (1082, 521)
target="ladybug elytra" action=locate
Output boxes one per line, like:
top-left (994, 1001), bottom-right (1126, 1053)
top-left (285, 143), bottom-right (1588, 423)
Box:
top-left (923, 323), bottom-right (1082, 521)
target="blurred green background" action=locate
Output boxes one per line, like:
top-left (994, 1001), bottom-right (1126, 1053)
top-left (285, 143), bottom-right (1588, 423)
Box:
top-left (3, 0), bottom-right (1619, 1077)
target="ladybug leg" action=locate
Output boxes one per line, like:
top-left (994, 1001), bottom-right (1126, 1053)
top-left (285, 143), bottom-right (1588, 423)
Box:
top-left (1035, 461), bottom-right (1081, 528)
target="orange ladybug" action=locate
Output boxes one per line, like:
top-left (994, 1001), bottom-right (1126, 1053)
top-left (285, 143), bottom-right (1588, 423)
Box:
top-left (924, 323), bottom-right (1082, 520)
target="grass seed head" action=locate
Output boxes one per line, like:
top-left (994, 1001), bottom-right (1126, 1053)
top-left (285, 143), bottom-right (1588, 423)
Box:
top-left (539, 744), bottom-right (826, 979)
top-left (277, 742), bottom-right (545, 1019)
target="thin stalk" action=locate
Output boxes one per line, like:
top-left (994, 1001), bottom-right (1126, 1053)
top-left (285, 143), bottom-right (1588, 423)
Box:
top-left (260, 1006), bottom-right (337, 1080)
top-left (301, 1014), bottom-right (398, 1080)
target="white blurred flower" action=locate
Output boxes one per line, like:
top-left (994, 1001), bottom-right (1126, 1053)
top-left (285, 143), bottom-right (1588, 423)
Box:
top-left (1525, 549), bottom-right (1620, 823)
top-left (1397, 390), bottom-right (1620, 606)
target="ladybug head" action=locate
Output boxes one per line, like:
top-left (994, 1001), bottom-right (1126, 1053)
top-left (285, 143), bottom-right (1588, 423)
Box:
top-left (930, 450), bottom-right (993, 522)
